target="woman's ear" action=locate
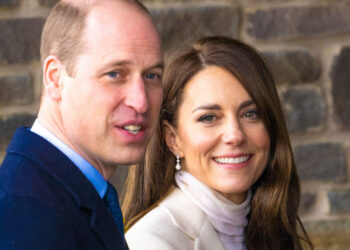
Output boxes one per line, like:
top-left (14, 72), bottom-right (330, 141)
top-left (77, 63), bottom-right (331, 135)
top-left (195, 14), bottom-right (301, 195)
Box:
top-left (163, 120), bottom-right (183, 157)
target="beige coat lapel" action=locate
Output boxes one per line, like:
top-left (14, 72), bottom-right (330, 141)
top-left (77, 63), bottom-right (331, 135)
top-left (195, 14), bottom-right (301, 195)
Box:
top-left (160, 188), bottom-right (225, 250)
top-left (194, 218), bottom-right (225, 250)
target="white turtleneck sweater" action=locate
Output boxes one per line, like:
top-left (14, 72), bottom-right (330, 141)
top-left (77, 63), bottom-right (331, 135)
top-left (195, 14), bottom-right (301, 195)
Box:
top-left (175, 170), bottom-right (252, 250)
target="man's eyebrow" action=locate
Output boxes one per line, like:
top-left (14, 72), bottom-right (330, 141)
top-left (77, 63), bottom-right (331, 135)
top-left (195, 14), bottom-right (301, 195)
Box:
top-left (146, 62), bottom-right (164, 71)
top-left (103, 60), bottom-right (164, 71)
top-left (192, 104), bottom-right (221, 113)
top-left (107, 60), bottom-right (131, 66)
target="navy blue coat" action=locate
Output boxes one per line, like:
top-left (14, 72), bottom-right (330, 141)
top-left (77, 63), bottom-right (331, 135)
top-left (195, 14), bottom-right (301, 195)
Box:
top-left (0, 127), bottom-right (128, 250)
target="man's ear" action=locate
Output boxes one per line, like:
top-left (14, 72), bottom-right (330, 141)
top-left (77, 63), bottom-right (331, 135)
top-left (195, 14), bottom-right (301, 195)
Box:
top-left (163, 120), bottom-right (183, 157)
top-left (43, 55), bottom-right (65, 100)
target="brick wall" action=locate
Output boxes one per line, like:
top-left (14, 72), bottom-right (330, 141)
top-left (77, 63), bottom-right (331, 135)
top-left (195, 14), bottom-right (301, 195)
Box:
top-left (1, 0), bottom-right (349, 249)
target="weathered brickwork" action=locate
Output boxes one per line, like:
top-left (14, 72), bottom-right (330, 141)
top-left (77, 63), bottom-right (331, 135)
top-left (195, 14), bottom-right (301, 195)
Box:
top-left (263, 50), bottom-right (321, 86)
top-left (151, 4), bottom-right (240, 52)
top-left (304, 220), bottom-right (350, 249)
top-left (0, 1), bottom-right (349, 249)
top-left (247, 3), bottom-right (350, 40)
top-left (330, 47), bottom-right (350, 129)
top-left (300, 192), bottom-right (317, 215)
top-left (294, 143), bottom-right (347, 183)
top-left (0, 114), bottom-right (36, 151)
top-left (328, 190), bottom-right (350, 214)
top-left (0, 0), bottom-right (19, 8)
top-left (281, 87), bottom-right (327, 133)
top-left (0, 74), bottom-right (33, 106)
top-left (38, 0), bottom-right (59, 7)
top-left (0, 18), bottom-right (45, 65)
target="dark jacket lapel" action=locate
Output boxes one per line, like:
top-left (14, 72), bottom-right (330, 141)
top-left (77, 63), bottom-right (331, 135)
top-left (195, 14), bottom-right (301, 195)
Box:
top-left (7, 127), bottom-right (127, 249)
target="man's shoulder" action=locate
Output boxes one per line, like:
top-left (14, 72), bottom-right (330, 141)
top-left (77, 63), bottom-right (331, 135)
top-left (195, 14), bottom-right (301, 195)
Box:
top-left (0, 127), bottom-right (61, 198)
top-left (1, 126), bottom-right (62, 170)
top-left (0, 153), bottom-right (102, 249)
top-left (0, 127), bottom-right (128, 249)
top-left (0, 151), bottom-right (58, 203)
top-left (0, 194), bottom-right (80, 249)
top-left (4, 126), bottom-right (41, 151)
top-left (0, 127), bottom-right (79, 212)
top-left (1, 126), bottom-right (81, 197)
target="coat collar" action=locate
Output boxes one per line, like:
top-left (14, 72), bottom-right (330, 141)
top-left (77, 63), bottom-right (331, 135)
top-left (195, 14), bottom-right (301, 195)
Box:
top-left (7, 127), bottom-right (127, 249)
top-left (160, 188), bottom-right (225, 250)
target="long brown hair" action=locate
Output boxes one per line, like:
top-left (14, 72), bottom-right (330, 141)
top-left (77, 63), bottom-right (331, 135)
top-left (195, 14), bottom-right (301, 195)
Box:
top-left (122, 36), bottom-right (313, 250)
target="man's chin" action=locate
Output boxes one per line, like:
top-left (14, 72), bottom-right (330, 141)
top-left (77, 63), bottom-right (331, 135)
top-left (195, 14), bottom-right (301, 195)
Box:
top-left (112, 151), bottom-right (146, 166)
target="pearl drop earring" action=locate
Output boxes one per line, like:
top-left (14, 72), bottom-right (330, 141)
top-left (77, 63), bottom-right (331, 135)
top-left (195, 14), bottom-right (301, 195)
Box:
top-left (175, 154), bottom-right (181, 171)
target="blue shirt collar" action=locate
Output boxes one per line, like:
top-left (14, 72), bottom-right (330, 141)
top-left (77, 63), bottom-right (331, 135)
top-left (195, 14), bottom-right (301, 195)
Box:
top-left (31, 119), bottom-right (107, 198)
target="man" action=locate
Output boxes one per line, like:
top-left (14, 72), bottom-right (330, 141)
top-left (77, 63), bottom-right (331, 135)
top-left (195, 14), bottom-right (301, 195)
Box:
top-left (0, 0), bottom-right (163, 249)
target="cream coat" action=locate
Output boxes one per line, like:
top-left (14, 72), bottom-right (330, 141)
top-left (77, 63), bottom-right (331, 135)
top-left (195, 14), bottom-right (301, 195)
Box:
top-left (125, 188), bottom-right (225, 250)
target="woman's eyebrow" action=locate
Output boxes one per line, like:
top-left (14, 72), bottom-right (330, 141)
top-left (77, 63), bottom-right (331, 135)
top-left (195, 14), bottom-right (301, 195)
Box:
top-left (192, 104), bottom-right (221, 113)
top-left (239, 100), bottom-right (255, 110)
top-left (192, 100), bottom-right (255, 113)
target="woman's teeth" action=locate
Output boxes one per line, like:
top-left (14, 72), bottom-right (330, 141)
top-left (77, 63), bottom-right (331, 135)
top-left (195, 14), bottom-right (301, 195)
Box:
top-left (214, 155), bottom-right (250, 164)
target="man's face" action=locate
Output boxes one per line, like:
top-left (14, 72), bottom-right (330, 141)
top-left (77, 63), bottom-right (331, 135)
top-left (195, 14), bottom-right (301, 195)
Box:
top-left (59, 3), bottom-right (163, 172)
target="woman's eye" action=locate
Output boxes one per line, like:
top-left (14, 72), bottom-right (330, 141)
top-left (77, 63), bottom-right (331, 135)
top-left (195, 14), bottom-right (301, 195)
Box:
top-left (198, 114), bottom-right (217, 123)
top-left (244, 110), bottom-right (259, 120)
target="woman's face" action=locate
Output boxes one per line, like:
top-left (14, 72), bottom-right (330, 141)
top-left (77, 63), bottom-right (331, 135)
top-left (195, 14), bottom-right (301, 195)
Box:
top-left (166, 66), bottom-right (270, 204)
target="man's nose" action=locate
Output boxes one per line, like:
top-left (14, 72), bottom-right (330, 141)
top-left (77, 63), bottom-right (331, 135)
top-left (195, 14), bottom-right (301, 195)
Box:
top-left (124, 76), bottom-right (149, 114)
top-left (222, 120), bottom-right (245, 146)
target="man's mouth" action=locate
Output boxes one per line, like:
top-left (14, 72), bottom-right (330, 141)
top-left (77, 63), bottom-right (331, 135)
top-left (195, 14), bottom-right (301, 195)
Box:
top-left (123, 125), bottom-right (142, 135)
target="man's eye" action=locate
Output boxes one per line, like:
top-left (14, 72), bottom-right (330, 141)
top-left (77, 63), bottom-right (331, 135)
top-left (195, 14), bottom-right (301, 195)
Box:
top-left (145, 73), bottom-right (161, 80)
top-left (107, 71), bottom-right (119, 78)
top-left (198, 114), bottom-right (217, 123)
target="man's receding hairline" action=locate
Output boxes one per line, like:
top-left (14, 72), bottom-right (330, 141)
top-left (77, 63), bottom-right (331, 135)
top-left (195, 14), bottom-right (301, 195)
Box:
top-left (50, 0), bottom-right (154, 76)
top-left (61, 0), bottom-right (150, 16)
top-left (78, 0), bottom-right (158, 54)
top-left (66, 0), bottom-right (154, 44)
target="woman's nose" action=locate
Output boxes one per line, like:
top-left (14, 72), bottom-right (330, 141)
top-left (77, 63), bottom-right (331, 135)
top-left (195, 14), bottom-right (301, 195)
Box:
top-left (222, 121), bottom-right (245, 146)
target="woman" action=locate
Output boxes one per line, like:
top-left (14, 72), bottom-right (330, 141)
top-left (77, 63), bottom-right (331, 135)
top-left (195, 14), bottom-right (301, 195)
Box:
top-left (123, 36), bottom-right (313, 250)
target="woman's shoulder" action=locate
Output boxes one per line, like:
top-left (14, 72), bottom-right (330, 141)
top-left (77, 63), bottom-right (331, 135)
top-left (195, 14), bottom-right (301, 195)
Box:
top-left (125, 188), bottom-right (200, 250)
top-left (126, 196), bottom-right (178, 234)
top-left (125, 208), bottom-right (186, 250)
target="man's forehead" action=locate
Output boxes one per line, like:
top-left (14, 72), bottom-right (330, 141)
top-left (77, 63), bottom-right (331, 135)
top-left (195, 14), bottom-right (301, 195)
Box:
top-left (81, 39), bottom-right (163, 65)
top-left (78, 12), bottom-right (162, 67)
top-left (84, 2), bottom-right (159, 45)
top-left (72, 0), bottom-right (162, 63)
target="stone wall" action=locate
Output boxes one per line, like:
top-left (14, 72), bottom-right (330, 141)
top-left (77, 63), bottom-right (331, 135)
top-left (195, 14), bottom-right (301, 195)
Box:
top-left (1, 0), bottom-right (349, 249)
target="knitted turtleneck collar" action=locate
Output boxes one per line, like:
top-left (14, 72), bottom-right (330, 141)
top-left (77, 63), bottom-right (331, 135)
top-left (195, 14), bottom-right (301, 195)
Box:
top-left (175, 170), bottom-right (251, 250)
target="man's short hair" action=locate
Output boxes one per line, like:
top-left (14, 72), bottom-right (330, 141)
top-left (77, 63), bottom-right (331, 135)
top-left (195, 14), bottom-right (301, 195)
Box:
top-left (40, 0), bottom-right (151, 76)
